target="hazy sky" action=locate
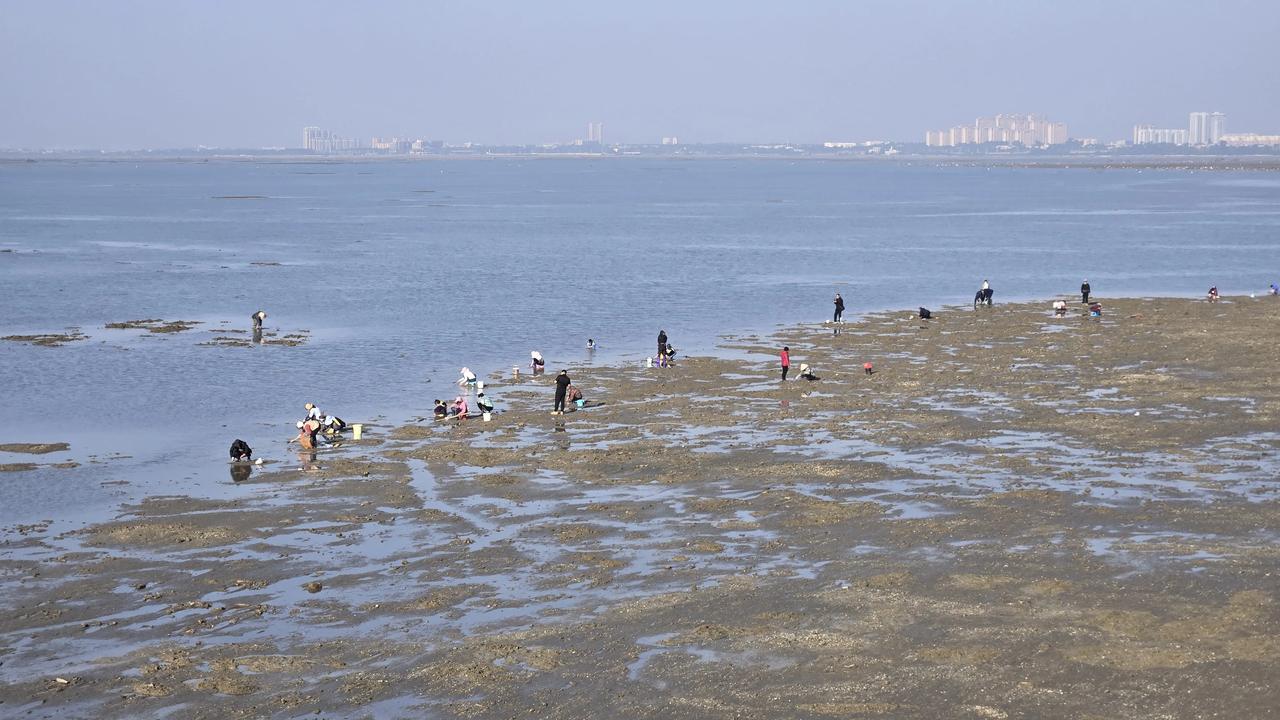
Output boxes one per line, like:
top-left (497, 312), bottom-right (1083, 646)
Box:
top-left (3, 0), bottom-right (1278, 148)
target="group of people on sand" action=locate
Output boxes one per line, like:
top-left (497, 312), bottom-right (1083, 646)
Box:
top-left (653, 330), bottom-right (677, 367)
top-left (439, 368), bottom-right (495, 421)
top-left (288, 402), bottom-right (347, 449)
top-left (778, 346), bottom-right (821, 382)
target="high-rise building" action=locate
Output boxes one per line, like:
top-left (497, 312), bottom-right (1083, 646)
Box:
top-left (1208, 112), bottom-right (1226, 144)
top-left (1133, 125), bottom-right (1188, 145)
top-left (586, 122), bottom-right (604, 144)
top-left (304, 126), bottom-right (336, 152)
top-left (1189, 112), bottom-right (1208, 145)
top-left (303, 126), bottom-right (363, 152)
top-left (1188, 111), bottom-right (1226, 145)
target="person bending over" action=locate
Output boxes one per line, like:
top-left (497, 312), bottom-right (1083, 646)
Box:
top-left (451, 396), bottom-right (469, 419)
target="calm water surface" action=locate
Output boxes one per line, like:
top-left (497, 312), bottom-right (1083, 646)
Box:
top-left (2, 158), bottom-right (1278, 524)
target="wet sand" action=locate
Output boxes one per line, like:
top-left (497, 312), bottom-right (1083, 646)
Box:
top-left (2, 297), bottom-right (1278, 718)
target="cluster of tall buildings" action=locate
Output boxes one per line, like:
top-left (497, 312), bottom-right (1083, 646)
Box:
top-left (586, 122), bottom-right (604, 145)
top-left (1132, 111), bottom-right (1225, 146)
top-left (302, 127), bottom-right (361, 152)
top-left (304, 127), bottom-right (444, 154)
top-left (925, 114), bottom-right (1068, 147)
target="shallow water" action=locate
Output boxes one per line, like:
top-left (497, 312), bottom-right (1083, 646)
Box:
top-left (3, 159), bottom-right (1280, 525)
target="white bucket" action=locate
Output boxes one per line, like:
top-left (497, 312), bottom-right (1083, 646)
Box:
top-left (352, 423), bottom-right (363, 440)
top-left (482, 411), bottom-right (491, 422)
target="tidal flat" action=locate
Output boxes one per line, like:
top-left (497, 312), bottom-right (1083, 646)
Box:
top-left (2, 297), bottom-right (1278, 718)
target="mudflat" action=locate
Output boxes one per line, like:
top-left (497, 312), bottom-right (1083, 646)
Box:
top-left (2, 297), bottom-right (1278, 719)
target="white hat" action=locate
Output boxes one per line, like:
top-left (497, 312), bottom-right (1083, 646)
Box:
top-left (296, 421), bottom-right (304, 428)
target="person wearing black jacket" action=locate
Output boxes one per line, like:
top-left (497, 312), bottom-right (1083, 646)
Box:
top-left (657, 330), bottom-right (668, 359)
top-left (833, 293), bottom-right (845, 323)
top-left (553, 370), bottom-right (571, 415)
top-left (1081, 280), bottom-right (1091, 304)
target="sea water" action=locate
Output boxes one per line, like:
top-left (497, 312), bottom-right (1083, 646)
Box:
top-left (2, 158), bottom-right (1279, 524)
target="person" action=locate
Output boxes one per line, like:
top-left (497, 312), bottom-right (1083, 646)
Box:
top-left (833, 293), bottom-right (845, 323)
top-left (799, 363), bottom-right (820, 381)
top-left (553, 370), bottom-right (571, 415)
top-left (321, 414), bottom-right (347, 436)
top-left (566, 384), bottom-right (584, 409)
top-left (657, 330), bottom-right (668, 359)
top-left (229, 438), bottom-right (253, 462)
top-left (983, 285), bottom-right (994, 306)
top-left (973, 289), bottom-right (984, 309)
top-left (586, 338), bottom-right (595, 350)
top-left (1053, 299), bottom-right (1068, 315)
top-left (458, 367), bottom-right (478, 386)
top-left (982, 279), bottom-right (990, 292)
top-left (530, 351), bottom-right (545, 373)
top-left (289, 419), bottom-right (327, 449)
top-left (1089, 302), bottom-right (1103, 317)
top-left (780, 346), bottom-right (791, 381)
top-left (1081, 279), bottom-right (1091, 304)
top-left (307, 418), bottom-right (333, 446)
top-left (433, 399), bottom-right (448, 420)
top-left (476, 391), bottom-right (494, 414)
top-left (289, 421), bottom-right (313, 449)
top-left (451, 396), bottom-right (469, 419)
top-left (919, 307), bottom-right (932, 320)
top-left (1208, 286), bottom-right (1220, 302)
top-left (863, 362), bottom-right (874, 375)
top-left (304, 403), bottom-right (322, 423)
top-left (251, 310), bottom-right (266, 329)
top-left (1269, 283), bottom-right (1278, 296)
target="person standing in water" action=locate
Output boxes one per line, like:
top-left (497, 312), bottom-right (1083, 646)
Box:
top-left (833, 293), bottom-right (845, 323)
top-left (553, 370), bottom-right (571, 415)
top-left (657, 330), bottom-right (668, 359)
top-left (1081, 279), bottom-right (1092, 304)
top-left (780, 346), bottom-right (791, 381)
top-left (252, 310), bottom-right (267, 329)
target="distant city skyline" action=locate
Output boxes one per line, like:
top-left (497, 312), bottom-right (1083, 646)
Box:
top-left (925, 114), bottom-right (1069, 148)
top-left (2, 1), bottom-right (1278, 149)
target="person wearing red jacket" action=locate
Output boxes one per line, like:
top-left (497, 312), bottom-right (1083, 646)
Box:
top-left (780, 346), bottom-right (791, 381)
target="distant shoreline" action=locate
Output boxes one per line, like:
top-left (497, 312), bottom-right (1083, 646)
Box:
top-left (4, 152), bottom-right (1280, 172)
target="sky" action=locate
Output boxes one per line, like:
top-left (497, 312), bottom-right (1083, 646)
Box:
top-left (2, 0), bottom-right (1278, 149)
